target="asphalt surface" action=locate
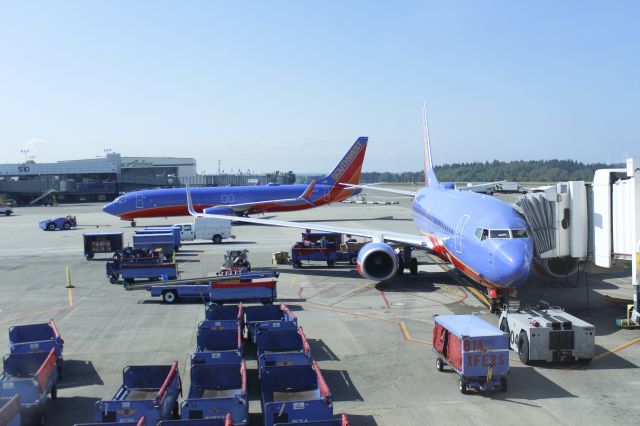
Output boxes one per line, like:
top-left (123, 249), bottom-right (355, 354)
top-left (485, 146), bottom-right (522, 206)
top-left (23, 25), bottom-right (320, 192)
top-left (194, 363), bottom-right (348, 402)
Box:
top-left (0, 192), bottom-right (638, 425)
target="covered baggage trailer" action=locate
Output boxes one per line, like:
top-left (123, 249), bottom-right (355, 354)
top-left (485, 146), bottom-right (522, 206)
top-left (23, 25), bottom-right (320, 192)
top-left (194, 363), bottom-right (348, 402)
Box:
top-left (95, 362), bottom-right (181, 424)
top-left (260, 360), bottom-right (333, 426)
top-left (0, 395), bottom-right (21, 426)
top-left (256, 328), bottom-right (312, 377)
top-left (180, 360), bottom-right (248, 423)
top-left (9, 319), bottom-right (64, 377)
top-left (159, 413), bottom-right (237, 425)
top-left (245, 304), bottom-right (298, 343)
top-left (499, 305), bottom-right (595, 364)
top-left (133, 233), bottom-right (175, 260)
top-left (0, 349), bottom-right (59, 424)
top-left (433, 315), bottom-right (509, 394)
top-left (275, 413), bottom-right (351, 426)
top-left (107, 261), bottom-right (178, 285)
top-left (39, 216), bottom-right (77, 231)
top-left (137, 227), bottom-right (181, 251)
top-left (83, 232), bottom-right (124, 260)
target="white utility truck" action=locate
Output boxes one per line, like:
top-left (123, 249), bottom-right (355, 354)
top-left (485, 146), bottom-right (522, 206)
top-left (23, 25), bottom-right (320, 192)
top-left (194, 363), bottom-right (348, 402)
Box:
top-left (174, 217), bottom-right (235, 244)
top-left (499, 304), bottom-right (595, 364)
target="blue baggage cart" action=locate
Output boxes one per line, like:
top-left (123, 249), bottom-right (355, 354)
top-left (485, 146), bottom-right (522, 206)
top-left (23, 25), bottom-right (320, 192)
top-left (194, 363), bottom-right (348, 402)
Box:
top-left (75, 417), bottom-right (145, 425)
top-left (209, 279), bottom-right (277, 305)
top-left (0, 395), bottom-right (21, 426)
top-left (95, 361), bottom-right (181, 423)
top-left (159, 413), bottom-right (238, 425)
top-left (256, 328), bottom-right (312, 377)
top-left (275, 413), bottom-right (351, 426)
top-left (133, 233), bottom-right (175, 260)
top-left (83, 232), bottom-right (124, 260)
top-left (204, 304), bottom-right (243, 330)
top-left (245, 304), bottom-right (297, 343)
top-left (260, 359), bottom-right (333, 426)
top-left (38, 215), bottom-right (77, 231)
top-left (194, 324), bottom-right (243, 364)
top-left (137, 227), bottom-right (181, 251)
top-left (8, 319), bottom-right (64, 378)
top-left (0, 348), bottom-right (59, 424)
top-left (180, 360), bottom-right (248, 423)
top-left (107, 260), bottom-right (178, 284)
top-left (432, 315), bottom-right (509, 394)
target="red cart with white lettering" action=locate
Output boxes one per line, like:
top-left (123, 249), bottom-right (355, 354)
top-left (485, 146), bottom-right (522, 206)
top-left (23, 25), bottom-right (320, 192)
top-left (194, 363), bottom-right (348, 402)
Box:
top-left (432, 314), bottom-right (509, 394)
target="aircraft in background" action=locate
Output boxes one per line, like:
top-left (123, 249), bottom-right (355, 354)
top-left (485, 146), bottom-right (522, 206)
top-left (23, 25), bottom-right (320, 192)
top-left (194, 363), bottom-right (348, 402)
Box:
top-left (186, 108), bottom-right (534, 311)
top-left (103, 137), bottom-right (368, 226)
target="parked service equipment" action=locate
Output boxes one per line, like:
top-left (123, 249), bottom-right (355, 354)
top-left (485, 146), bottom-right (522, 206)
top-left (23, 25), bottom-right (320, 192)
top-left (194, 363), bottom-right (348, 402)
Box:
top-left (136, 227), bottom-right (181, 251)
top-left (180, 360), bottom-right (248, 423)
top-left (133, 233), bottom-right (175, 260)
top-left (0, 205), bottom-right (14, 216)
top-left (75, 418), bottom-right (146, 426)
top-left (433, 315), bottom-right (509, 394)
top-left (274, 414), bottom-right (351, 426)
top-left (0, 395), bottom-right (21, 426)
top-left (0, 349), bottom-right (59, 424)
top-left (256, 328), bottom-right (312, 377)
top-left (107, 260), bottom-right (178, 285)
top-left (290, 232), bottom-right (360, 268)
top-left (158, 413), bottom-right (236, 425)
top-left (196, 324), bottom-right (243, 358)
top-left (95, 362), bottom-right (181, 424)
top-left (8, 319), bottom-right (64, 377)
top-left (205, 304), bottom-right (244, 330)
top-left (222, 250), bottom-right (251, 273)
top-left (39, 215), bottom-right (77, 231)
top-left (245, 304), bottom-right (297, 343)
top-left (499, 305), bottom-right (595, 364)
top-left (260, 359), bottom-right (333, 426)
top-left (175, 217), bottom-right (235, 244)
top-left (83, 232), bottom-right (124, 260)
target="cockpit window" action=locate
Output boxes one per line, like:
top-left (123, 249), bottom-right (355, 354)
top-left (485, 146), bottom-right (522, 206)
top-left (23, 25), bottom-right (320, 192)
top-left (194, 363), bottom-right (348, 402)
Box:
top-left (512, 229), bottom-right (528, 238)
top-left (489, 229), bottom-right (510, 239)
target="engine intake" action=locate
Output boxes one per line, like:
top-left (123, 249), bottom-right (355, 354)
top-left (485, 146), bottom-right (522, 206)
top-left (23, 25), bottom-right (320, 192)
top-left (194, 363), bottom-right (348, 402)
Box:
top-left (356, 242), bottom-right (398, 281)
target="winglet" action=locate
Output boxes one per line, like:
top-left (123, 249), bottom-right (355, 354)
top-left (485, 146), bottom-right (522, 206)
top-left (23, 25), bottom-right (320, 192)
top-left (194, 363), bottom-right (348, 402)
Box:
top-left (185, 185), bottom-right (200, 216)
top-left (299, 178), bottom-right (317, 206)
top-left (423, 103), bottom-right (439, 187)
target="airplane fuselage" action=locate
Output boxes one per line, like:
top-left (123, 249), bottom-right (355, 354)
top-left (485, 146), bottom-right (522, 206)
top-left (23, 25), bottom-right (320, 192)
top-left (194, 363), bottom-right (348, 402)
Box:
top-left (411, 186), bottom-right (534, 291)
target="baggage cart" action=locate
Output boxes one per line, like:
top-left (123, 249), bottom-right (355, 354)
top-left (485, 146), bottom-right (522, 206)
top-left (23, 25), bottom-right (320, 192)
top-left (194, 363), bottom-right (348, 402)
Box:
top-left (83, 232), bottom-right (124, 260)
top-left (195, 324), bottom-right (243, 363)
top-left (180, 360), bottom-right (248, 423)
top-left (95, 362), bottom-right (181, 424)
top-left (0, 349), bottom-right (59, 424)
top-left (133, 233), bottom-right (175, 260)
top-left (256, 328), bottom-right (312, 378)
top-left (159, 413), bottom-right (237, 425)
top-left (245, 304), bottom-right (297, 343)
top-left (0, 395), bottom-right (21, 426)
top-left (204, 304), bottom-right (243, 330)
top-left (75, 417), bottom-right (145, 426)
top-left (432, 315), bottom-right (509, 394)
top-left (137, 227), bottom-right (181, 251)
top-left (107, 260), bottom-right (178, 285)
top-left (260, 359), bottom-right (333, 426)
top-left (8, 319), bottom-right (64, 377)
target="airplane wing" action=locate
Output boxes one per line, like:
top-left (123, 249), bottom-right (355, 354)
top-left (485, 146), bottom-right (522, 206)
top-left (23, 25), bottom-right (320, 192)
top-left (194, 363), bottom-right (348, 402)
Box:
top-left (340, 183), bottom-right (417, 197)
top-left (186, 186), bottom-right (432, 250)
top-left (211, 179), bottom-right (318, 212)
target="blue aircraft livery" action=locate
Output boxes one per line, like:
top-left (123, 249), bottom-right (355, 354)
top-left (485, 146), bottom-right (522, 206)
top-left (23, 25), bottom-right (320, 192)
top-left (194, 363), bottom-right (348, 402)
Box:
top-left (103, 137), bottom-right (368, 223)
top-left (184, 111), bottom-right (534, 307)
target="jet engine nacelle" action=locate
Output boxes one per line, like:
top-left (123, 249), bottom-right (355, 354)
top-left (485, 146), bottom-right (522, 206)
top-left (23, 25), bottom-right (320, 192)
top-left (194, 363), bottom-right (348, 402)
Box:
top-left (203, 206), bottom-right (235, 216)
top-left (356, 242), bottom-right (398, 281)
top-left (533, 257), bottom-right (581, 279)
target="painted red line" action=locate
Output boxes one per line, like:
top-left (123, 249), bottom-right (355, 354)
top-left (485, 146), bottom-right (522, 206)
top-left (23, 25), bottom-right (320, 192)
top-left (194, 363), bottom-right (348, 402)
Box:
top-left (380, 290), bottom-right (391, 309)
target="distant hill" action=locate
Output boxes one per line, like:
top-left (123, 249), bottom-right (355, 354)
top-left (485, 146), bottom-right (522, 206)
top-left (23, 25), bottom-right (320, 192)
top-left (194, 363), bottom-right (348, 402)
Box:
top-left (358, 160), bottom-right (624, 184)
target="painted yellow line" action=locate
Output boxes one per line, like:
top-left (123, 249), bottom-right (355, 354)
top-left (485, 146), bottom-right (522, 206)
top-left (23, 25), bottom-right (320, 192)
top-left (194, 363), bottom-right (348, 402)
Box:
top-left (466, 285), bottom-right (491, 307)
top-left (67, 287), bottom-right (74, 307)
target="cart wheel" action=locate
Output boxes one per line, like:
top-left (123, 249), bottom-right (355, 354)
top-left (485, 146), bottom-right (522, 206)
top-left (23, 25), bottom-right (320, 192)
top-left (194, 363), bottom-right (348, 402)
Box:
top-left (63, 221), bottom-right (71, 230)
top-left (459, 379), bottom-right (467, 394)
top-left (212, 234), bottom-right (223, 244)
top-left (500, 377), bottom-right (508, 393)
top-left (85, 253), bottom-right (94, 260)
top-left (47, 222), bottom-right (56, 231)
top-left (163, 290), bottom-right (178, 304)
top-left (518, 331), bottom-right (530, 365)
top-left (499, 318), bottom-right (509, 333)
top-left (327, 260), bottom-right (335, 268)
top-left (436, 357), bottom-right (444, 372)
top-left (109, 275), bottom-right (118, 284)
top-left (51, 384), bottom-right (58, 399)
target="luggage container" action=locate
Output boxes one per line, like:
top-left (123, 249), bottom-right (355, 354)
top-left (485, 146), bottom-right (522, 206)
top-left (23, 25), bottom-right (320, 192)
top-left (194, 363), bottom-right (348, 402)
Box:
top-left (432, 315), bottom-right (509, 394)
top-left (0, 349), bottom-right (59, 424)
top-left (245, 304), bottom-right (297, 343)
top-left (107, 260), bottom-right (178, 285)
top-left (0, 395), bottom-right (21, 426)
top-left (195, 324), bottom-right (243, 362)
top-left (8, 319), bottom-right (64, 377)
top-left (256, 328), bottom-right (312, 377)
top-left (260, 359), bottom-right (333, 426)
top-left (133, 233), bottom-right (175, 260)
top-left (137, 227), bottom-right (181, 251)
top-left (159, 413), bottom-right (237, 425)
top-left (83, 232), bottom-right (124, 260)
top-left (180, 360), bottom-right (248, 423)
top-left (95, 362), bottom-right (181, 424)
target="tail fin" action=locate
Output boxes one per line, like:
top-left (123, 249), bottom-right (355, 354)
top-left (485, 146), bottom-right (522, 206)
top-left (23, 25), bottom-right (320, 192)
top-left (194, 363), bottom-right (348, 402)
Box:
top-left (423, 103), bottom-right (439, 187)
top-left (318, 137), bottom-right (368, 188)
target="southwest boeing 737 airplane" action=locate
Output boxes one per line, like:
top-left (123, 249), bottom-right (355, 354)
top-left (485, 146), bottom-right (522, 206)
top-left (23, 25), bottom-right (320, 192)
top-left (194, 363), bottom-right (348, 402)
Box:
top-left (186, 110), bottom-right (534, 310)
top-left (103, 137), bottom-right (368, 226)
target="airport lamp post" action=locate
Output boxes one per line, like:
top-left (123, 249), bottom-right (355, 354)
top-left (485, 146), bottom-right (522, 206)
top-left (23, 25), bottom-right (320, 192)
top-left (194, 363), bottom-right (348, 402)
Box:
top-left (20, 149), bottom-right (29, 163)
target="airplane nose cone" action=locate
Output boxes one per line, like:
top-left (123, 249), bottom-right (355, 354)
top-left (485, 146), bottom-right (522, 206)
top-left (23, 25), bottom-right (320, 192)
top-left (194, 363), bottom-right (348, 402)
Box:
top-left (102, 201), bottom-right (117, 215)
top-left (492, 240), bottom-right (533, 288)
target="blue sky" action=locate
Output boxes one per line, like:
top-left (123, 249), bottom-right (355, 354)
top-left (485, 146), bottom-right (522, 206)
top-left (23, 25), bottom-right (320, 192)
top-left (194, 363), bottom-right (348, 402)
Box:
top-left (1, 1), bottom-right (638, 173)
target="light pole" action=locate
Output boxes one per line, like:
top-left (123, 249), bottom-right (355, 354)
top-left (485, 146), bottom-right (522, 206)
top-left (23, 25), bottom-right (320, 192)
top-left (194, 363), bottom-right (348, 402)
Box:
top-left (20, 149), bottom-right (29, 163)
top-left (104, 148), bottom-right (113, 157)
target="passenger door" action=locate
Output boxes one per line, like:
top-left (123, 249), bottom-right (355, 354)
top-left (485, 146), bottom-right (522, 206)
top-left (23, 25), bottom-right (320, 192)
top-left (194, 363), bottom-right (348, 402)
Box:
top-left (454, 214), bottom-right (470, 254)
top-left (136, 194), bottom-right (144, 209)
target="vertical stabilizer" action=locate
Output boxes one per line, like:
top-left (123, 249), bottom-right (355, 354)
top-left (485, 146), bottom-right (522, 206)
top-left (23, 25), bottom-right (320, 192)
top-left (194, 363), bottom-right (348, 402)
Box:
top-left (423, 103), bottom-right (439, 187)
top-left (318, 137), bottom-right (368, 187)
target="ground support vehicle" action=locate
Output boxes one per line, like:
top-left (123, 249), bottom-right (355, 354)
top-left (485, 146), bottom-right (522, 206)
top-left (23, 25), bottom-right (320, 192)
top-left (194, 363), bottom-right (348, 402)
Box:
top-left (274, 413), bottom-right (351, 426)
top-left (433, 315), bottom-right (509, 394)
top-left (245, 304), bottom-right (297, 343)
top-left (0, 205), bottom-right (13, 216)
top-left (205, 304), bottom-right (243, 330)
top-left (222, 250), bottom-right (251, 272)
top-left (260, 359), bottom-right (333, 426)
top-left (175, 217), bottom-right (236, 244)
top-left (256, 328), bottom-right (312, 378)
top-left (107, 260), bottom-right (178, 284)
top-left (95, 362), bottom-right (181, 423)
top-left (133, 233), bottom-right (175, 260)
top-left (499, 305), bottom-right (595, 364)
top-left (180, 360), bottom-right (248, 423)
top-left (83, 232), bottom-right (124, 260)
top-left (290, 232), bottom-right (362, 268)
top-left (159, 413), bottom-right (237, 425)
top-left (137, 227), bottom-right (182, 251)
top-left (39, 215), bottom-right (77, 231)
top-left (196, 324), bottom-right (243, 357)
top-left (290, 247), bottom-right (337, 268)
top-left (0, 395), bottom-right (21, 426)
top-left (210, 277), bottom-right (277, 305)
top-left (0, 349), bottom-right (59, 424)
top-left (8, 319), bottom-right (64, 377)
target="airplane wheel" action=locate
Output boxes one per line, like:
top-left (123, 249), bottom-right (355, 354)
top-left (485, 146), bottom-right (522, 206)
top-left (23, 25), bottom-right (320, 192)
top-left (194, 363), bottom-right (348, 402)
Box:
top-left (51, 384), bottom-right (58, 400)
top-left (131, 221), bottom-right (136, 227)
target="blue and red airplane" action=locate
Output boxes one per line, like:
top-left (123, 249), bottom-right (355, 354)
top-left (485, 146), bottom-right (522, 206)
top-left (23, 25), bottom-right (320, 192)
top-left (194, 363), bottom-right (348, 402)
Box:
top-left (186, 108), bottom-right (534, 309)
top-left (103, 137), bottom-right (368, 226)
